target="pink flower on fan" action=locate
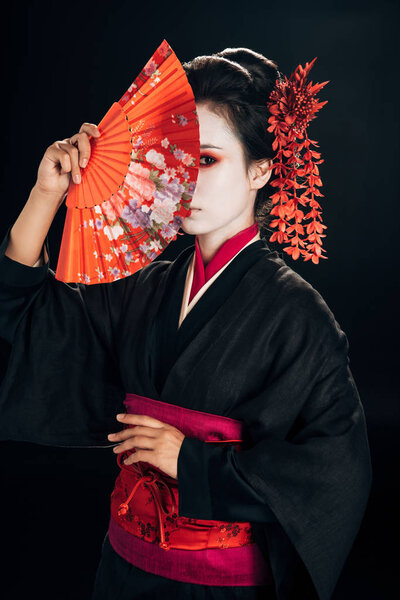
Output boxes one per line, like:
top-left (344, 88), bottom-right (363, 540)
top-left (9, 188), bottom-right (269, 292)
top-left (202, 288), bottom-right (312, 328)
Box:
top-left (158, 42), bottom-right (170, 59)
top-left (101, 193), bottom-right (126, 222)
top-left (164, 167), bottom-right (177, 179)
top-left (161, 137), bottom-right (170, 149)
top-left (181, 152), bottom-right (194, 166)
top-left (143, 60), bottom-right (157, 76)
top-left (125, 162), bottom-right (156, 204)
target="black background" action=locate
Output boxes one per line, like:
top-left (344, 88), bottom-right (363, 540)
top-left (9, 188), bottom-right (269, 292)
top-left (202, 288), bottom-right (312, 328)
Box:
top-left (0, 0), bottom-right (398, 597)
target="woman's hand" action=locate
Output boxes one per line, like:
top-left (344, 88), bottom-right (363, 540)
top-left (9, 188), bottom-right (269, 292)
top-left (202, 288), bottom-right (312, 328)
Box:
top-left (34, 122), bottom-right (101, 202)
top-left (108, 414), bottom-right (186, 480)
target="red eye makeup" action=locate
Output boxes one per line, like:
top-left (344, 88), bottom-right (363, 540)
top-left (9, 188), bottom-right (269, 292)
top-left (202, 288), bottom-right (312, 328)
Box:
top-left (199, 155), bottom-right (218, 167)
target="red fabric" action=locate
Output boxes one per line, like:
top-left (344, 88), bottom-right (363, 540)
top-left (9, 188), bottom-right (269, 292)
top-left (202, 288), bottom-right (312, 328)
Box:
top-left (108, 516), bottom-right (273, 586)
top-left (189, 223), bottom-right (259, 304)
top-left (108, 393), bottom-right (273, 586)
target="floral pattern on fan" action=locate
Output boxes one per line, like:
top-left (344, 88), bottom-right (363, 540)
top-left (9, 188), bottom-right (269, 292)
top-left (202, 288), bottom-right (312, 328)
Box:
top-left (84, 137), bottom-right (196, 283)
top-left (55, 39), bottom-right (200, 285)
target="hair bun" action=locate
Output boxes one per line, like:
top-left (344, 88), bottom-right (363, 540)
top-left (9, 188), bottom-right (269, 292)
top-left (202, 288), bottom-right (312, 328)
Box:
top-left (215, 47), bottom-right (279, 97)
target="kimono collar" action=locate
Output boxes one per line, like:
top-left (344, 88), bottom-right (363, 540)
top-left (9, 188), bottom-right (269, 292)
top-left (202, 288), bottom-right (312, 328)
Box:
top-left (189, 222), bottom-right (259, 304)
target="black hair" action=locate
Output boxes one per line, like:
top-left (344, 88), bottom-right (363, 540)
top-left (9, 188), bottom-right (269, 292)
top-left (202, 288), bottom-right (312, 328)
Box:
top-left (182, 47), bottom-right (280, 239)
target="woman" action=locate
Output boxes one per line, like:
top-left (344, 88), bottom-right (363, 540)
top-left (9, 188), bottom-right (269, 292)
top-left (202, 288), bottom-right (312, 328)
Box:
top-left (0, 47), bottom-right (372, 600)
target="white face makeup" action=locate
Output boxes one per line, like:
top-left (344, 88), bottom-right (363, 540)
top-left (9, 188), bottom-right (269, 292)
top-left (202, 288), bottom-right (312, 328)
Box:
top-left (181, 103), bottom-right (259, 241)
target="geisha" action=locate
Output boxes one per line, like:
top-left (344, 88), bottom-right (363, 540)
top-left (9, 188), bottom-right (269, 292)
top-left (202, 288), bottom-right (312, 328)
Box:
top-left (0, 45), bottom-right (372, 600)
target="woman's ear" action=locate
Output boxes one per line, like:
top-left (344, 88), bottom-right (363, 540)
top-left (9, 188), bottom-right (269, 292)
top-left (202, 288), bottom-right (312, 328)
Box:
top-left (248, 158), bottom-right (273, 191)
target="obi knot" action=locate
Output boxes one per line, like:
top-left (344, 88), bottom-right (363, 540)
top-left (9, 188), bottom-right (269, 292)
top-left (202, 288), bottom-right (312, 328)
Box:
top-left (116, 451), bottom-right (176, 550)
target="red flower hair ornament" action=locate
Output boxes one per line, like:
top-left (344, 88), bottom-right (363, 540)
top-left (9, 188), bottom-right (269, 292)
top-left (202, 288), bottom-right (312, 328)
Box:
top-left (266, 57), bottom-right (329, 264)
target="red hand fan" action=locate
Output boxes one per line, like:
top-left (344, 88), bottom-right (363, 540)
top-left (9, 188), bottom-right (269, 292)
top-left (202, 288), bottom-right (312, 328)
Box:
top-left (55, 39), bottom-right (200, 284)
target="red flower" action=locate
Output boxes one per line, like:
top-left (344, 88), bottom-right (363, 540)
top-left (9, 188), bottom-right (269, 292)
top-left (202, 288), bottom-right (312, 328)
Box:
top-left (266, 58), bottom-right (329, 264)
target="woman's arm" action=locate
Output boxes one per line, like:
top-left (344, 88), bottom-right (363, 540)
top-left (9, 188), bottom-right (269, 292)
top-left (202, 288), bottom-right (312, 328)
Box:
top-left (0, 122), bottom-right (101, 344)
top-left (0, 124), bottom-right (137, 446)
top-left (5, 121), bottom-right (101, 268)
top-left (4, 185), bottom-right (62, 267)
top-left (0, 184), bottom-right (61, 344)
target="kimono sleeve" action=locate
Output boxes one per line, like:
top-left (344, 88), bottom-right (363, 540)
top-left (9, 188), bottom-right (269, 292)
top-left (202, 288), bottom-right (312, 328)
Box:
top-left (236, 326), bottom-right (372, 600)
top-left (0, 224), bottom-right (140, 448)
top-left (178, 435), bottom-right (279, 523)
top-left (0, 224), bottom-right (51, 345)
top-left (177, 284), bottom-right (372, 600)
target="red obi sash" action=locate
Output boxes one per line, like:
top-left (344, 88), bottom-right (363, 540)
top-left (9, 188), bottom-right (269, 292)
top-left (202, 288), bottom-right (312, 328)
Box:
top-left (108, 393), bottom-right (274, 586)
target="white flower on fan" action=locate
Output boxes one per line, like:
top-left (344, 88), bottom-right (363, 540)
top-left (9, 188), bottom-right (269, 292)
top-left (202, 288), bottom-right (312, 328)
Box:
top-left (148, 240), bottom-right (161, 252)
top-left (161, 137), bottom-right (169, 149)
top-left (145, 149), bottom-right (166, 170)
top-left (160, 172), bottom-right (171, 185)
top-left (151, 195), bottom-right (176, 225)
top-left (94, 205), bottom-right (102, 214)
top-left (141, 239), bottom-right (161, 253)
top-left (103, 224), bottom-right (124, 241)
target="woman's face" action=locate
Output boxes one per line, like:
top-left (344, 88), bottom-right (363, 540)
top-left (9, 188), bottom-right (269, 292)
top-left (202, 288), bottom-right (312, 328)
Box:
top-left (181, 102), bottom-right (271, 239)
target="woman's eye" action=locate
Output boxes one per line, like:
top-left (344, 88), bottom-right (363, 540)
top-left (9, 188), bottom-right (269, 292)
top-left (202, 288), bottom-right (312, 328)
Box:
top-left (200, 155), bottom-right (216, 166)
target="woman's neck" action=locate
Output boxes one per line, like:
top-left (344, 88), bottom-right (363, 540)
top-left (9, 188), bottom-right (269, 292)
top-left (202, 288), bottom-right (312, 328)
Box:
top-left (196, 222), bottom-right (259, 266)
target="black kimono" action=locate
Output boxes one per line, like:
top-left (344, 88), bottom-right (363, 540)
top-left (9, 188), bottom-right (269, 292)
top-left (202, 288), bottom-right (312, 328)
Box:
top-left (0, 223), bottom-right (373, 600)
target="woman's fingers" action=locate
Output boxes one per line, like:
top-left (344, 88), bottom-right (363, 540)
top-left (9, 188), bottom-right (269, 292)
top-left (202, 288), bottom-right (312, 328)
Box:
top-left (67, 133), bottom-right (91, 170)
top-left (44, 143), bottom-right (73, 176)
top-left (34, 122), bottom-right (101, 198)
top-left (113, 435), bottom-right (155, 452)
top-left (108, 425), bottom-right (157, 442)
top-left (109, 426), bottom-right (158, 453)
top-left (74, 123), bottom-right (101, 167)
top-left (58, 123), bottom-right (101, 183)
top-left (79, 122), bottom-right (101, 138)
top-left (58, 141), bottom-right (82, 183)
